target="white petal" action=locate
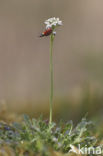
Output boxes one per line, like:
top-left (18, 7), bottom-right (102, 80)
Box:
top-left (44, 21), bottom-right (49, 25)
top-left (53, 31), bottom-right (56, 35)
top-left (52, 22), bottom-right (57, 26)
top-left (53, 17), bottom-right (56, 20)
top-left (58, 21), bottom-right (62, 25)
top-left (57, 18), bottom-right (59, 21)
top-left (46, 24), bottom-right (52, 29)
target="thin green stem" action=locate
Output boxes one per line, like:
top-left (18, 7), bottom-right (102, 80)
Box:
top-left (49, 34), bottom-right (54, 124)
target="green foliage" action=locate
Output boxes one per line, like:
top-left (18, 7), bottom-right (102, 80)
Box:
top-left (0, 115), bottom-right (101, 156)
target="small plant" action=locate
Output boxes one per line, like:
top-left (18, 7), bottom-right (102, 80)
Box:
top-left (0, 18), bottom-right (102, 156)
top-left (40, 17), bottom-right (62, 124)
top-left (0, 115), bottom-right (101, 156)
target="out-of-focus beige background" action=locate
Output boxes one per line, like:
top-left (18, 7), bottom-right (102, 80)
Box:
top-left (0, 0), bottom-right (103, 120)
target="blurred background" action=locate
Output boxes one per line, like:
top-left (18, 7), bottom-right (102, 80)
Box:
top-left (0, 0), bottom-right (103, 123)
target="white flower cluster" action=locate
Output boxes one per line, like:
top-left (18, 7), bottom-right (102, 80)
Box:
top-left (44, 17), bottom-right (62, 29)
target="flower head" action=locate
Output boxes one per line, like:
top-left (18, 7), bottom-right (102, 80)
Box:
top-left (44, 17), bottom-right (62, 30)
top-left (40, 17), bottom-right (62, 37)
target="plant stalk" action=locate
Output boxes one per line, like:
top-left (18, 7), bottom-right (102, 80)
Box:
top-left (49, 34), bottom-right (54, 124)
